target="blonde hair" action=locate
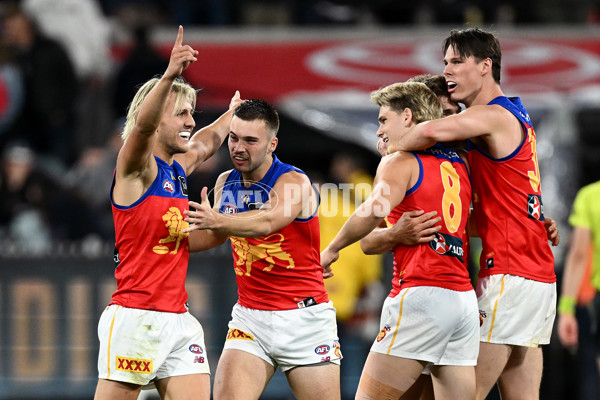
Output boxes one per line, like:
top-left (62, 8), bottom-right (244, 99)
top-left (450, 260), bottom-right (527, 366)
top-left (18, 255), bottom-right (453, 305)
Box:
top-left (122, 76), bottom-right (197, 141)
top-left (370, 82), bottom-right (442, 123)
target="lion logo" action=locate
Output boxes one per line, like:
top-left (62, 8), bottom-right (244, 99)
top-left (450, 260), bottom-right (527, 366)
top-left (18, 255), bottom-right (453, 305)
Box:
top-left (230, 233), bottom-right (295, 276)
top-left (153, 207), bottom-right (189, 254)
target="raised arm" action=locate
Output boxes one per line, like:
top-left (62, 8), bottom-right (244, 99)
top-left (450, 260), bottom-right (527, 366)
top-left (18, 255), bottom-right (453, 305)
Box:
top-left (184, 171), bottom-right (317, 237)
top-left (177, 91), bottom-right (244, 175)
top-left (114, 26), bottom-right (198, 205)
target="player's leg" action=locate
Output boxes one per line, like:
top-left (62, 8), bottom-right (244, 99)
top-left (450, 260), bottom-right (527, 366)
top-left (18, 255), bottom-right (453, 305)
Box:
top-left (474, 342), bottom-right (511, 400)
top-left (155, 373), bottom-right (210, 400)
top-left (496, 345), bottom-right (543, 400)
top-left (356, 351), bottom-right (427, 399)
top-left (93, 379), bottom-right (142, 400)
top-left (285, 362), bottom-right (341, 400)
top-left (431, 365), bottom-right (475, 400)
top-left (401, 373), bottom-right (434, 400)
top-left (213, 349), bottom-right (276, 400)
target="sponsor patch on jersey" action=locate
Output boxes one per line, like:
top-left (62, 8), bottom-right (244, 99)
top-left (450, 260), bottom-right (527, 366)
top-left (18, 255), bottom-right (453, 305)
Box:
top-left (315, 344), bottom-right (330, 355)
top-left (115, 356), bottom-right (152, 374)
top-left (162, 179), bottom-right (175, 193)
top-left (527, 194), bottom-right (545, 221)
top-left (429, 232), bottom-right (464, 263)
top-left (226, 328), bottom-right (254, 341)
top-left (486, 257), bottom-right (494, 269)
top-left (178, 176), bottom-right (188, 196)
top-left (189, 344), bottom-right (204, 354)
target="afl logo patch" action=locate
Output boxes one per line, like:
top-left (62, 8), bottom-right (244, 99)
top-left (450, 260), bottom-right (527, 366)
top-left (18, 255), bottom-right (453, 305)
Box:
top-left (189, 344), bottom-right (203, 354)
top-left (163, 180), bottom-right (175, 193)
top-left (315, 345), bottom-right (330, 355)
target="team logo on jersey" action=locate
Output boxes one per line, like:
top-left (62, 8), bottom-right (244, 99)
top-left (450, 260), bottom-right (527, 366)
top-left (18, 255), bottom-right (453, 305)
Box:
top-left (226, 328), bottom-right (254, 341)
top-left (230, 234), bottom-right (295, 276)
top-left (178, 176), bottom-right (188, 196)
top-left (527, 194), bottom-right (545, 221)
top-left (163, 179), bottom-right (175, 193)
top-left (115, 356), bottom-right (152, 374)
top-left (429, 232), bottom-right (464, 263)
top-left (333, 340), bottom-right (342, 358)
top-left (153, 207), bottom-right (189, 254)
top-left (189, 344), bottom-right (204, 354)
top-left (376, 324), bottom-right (391, 342)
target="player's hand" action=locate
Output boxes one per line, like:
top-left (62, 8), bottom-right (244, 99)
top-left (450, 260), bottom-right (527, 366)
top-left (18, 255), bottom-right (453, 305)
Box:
top-left (320, 248), bottom-right (339, 279)
top-left (545, 217), bottom-right (560, 246)
top-left (393, 210), bottom-right (441, 245)
top-left (229, 90), bottom-right (244, 111)
top-left (557, 313), bottom-right (578, 348)
top-left (184, 187), bottom-right (217, 232)
top-left (165, 25), bottom-right (198, 80)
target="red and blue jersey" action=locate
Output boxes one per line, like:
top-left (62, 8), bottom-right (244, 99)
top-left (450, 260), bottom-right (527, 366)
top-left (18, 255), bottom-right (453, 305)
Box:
top-left (110, 156), bottom-right (191, 313)
top-left (388, 144), bottom-right (473, 297)
top-left (219, 155), bottom-right (328, 310)
top-left (468, 96), bottom-right (555, 283)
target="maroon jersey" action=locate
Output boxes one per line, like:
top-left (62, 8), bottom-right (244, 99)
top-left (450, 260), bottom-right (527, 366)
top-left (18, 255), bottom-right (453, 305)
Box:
top-left (110, 157), bottom-right (191, 313)
top-left (468, 96), bottom-right (555, 283)
top-left (388, 144), bottom-right (473, 297)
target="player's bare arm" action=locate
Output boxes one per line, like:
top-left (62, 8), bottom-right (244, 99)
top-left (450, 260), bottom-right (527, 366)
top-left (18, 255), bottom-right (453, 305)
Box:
top-left (188, 171), bottom-right (230, 252)
top-left (176, 91), bottom-right (244, 175)
top-left (114, 26), bottom-right (197, 205)
top-left (321, 153), bottom-right (417, 271)
top-left (184, 171), bottom-right (315, 237)
top-left (391, 105), bottom-right (521, 158)
top-left (360, 210), bottom-right (442, 254)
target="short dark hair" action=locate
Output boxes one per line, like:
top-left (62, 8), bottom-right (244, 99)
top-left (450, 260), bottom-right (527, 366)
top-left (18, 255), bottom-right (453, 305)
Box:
top-left (233, 99), bottom-right (280, 136)
top-left (443, 27), bottom-right (502, 84)
top-left (407, 74), bottom-right (449, 99)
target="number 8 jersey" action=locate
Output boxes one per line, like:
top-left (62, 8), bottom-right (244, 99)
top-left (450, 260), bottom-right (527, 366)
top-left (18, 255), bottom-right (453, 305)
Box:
top-left (387, 143), bottom-right (473, 297)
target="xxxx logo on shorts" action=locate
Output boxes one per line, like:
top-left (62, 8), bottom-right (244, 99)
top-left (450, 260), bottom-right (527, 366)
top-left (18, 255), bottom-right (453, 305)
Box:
top-left (376, 324), bottom-right (391, 342)
top-left (226, 328), bottom-right (255, 341)
top-left (116, 356), bottom-right (152, 374)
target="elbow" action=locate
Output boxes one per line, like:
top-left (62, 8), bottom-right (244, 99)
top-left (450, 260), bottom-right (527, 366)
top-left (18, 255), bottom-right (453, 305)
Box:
top-left (421, 122), bottom-right (442, 142)
top-left (360, 239), bottom-right (381, 255)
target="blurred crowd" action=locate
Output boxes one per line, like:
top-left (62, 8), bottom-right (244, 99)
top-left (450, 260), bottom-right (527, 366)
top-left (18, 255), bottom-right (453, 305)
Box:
top-left (0, 0), bottom-right (599, 254)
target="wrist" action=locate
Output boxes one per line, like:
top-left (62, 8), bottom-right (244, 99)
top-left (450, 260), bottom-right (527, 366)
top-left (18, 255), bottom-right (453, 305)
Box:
top-left (558, 296), bottom-right (576, 316)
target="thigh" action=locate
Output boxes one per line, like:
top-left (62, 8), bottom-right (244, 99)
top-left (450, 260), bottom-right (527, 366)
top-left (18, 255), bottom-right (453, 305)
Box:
top-left (474, 342), bottom-right (512, 400)
top-left (286, 363), bottom-right (340, 400)
top-left (430, 365), bottom-right (475, 400)
top-left (497, 346), bottom-right (543, 400)
top-left (94, 378), bottom-right (142, 400)
top-left (400, 374), bottom-right (434, 400)
top-left (213, 349), bottom-right (275, 400)
top-left (356, 351), bottom-right (427, 399)
top-left (155, 374), bottom-right (210, 400)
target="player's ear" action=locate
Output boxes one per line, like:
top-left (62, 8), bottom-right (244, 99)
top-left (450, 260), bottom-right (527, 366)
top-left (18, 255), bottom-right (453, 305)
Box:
top-left (480, 57), bottom-right (492, 76)
top-left (269, 136), bottom-right (278, 152)
top-left (402, 107), bottom-right (414, 126)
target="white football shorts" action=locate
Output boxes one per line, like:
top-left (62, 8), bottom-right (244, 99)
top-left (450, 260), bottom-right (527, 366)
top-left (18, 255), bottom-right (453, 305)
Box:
top-left (97, 304), bottom-right (210, 386)
top-left (223, 302), bottom-right (342, 372)
top-left (371, 286), bottom-right (479, 366)
top-left (477, 274), bottom-right (556, 347)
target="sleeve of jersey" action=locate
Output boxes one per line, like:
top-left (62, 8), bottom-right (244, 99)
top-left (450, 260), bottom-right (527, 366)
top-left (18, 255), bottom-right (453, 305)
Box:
top-left (568, 186), bottom-right (592, 229)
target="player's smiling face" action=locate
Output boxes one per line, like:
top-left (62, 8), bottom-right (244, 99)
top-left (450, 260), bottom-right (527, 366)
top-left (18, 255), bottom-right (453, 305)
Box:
top-left (376, 105), bottom-right (412, 153)
top-left (158, 93), bottom-right (195, 154)
top-left (443, 46), bottom-right (484, 107)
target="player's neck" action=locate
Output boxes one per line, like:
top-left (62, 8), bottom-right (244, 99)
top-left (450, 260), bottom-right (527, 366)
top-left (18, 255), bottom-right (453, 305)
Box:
top-left (466, 83), bottom-right (504, 108)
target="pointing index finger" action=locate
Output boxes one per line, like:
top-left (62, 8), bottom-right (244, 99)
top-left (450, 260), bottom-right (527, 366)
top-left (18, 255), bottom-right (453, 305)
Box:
top-left (175, 25), bottom-right (183, 47)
